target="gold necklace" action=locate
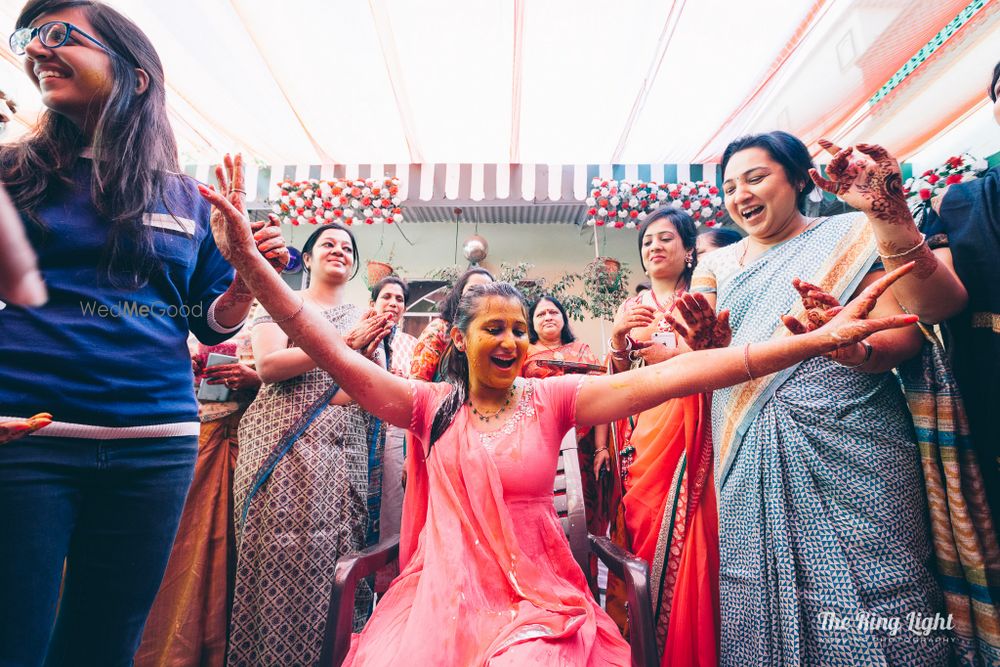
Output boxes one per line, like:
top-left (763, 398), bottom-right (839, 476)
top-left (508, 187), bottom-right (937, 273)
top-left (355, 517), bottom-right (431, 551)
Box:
top-left (470, 385), bottom-right (517, 423)
top-left (539, 340), bottom-right (565, 360)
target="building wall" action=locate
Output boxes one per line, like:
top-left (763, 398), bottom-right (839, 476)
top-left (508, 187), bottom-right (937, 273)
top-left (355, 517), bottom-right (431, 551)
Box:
top-left (280, 221), bottom-right (644, 355)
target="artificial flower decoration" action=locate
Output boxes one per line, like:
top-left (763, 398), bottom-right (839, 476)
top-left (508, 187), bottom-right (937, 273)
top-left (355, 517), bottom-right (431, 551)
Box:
top-left (584, 178), bottom-right (726, 228)
top-left (903, 153), bottom-right (988, 209)
top-left (272, 177), bottom-right (404, 226)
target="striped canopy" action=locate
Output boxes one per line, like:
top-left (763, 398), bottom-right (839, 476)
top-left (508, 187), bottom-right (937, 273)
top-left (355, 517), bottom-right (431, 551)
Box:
top-left (186, 162), bottom-right (722, 204)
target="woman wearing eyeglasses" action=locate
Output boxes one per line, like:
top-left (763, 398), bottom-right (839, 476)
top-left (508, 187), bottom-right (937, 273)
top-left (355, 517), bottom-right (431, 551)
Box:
top-left (0, 2), bottom-right (284, 666)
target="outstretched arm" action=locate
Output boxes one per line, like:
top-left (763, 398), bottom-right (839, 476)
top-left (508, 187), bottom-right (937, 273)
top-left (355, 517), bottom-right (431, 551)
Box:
top-left (0, 182), bottom-right (46, 306)
top-left (198, 180), bottom-right (414, 430)
top-left (811, 140), bottom-right (966, 323)
top-left (207, 155), bottom-right (291, 329)
top-left (576, 264), bottom-right (919, 428)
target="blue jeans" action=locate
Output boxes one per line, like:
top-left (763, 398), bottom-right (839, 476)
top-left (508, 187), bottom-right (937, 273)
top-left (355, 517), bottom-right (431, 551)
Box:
top-left (0, 434), bottom-right (197, 667)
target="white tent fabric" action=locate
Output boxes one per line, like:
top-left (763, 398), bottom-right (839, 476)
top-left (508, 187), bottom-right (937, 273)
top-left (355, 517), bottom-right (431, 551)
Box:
top-left (1, 0), bottom-right (997, 169)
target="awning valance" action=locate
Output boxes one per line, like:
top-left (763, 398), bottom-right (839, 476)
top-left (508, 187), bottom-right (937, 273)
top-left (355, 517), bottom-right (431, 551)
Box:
top-left (182, 162), bottom-right (723, 204)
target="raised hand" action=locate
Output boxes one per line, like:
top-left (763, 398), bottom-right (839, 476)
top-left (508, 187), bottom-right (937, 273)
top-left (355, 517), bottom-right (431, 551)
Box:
top-left (253, 213), bottom-right (289, 272)
top-left (666, 293), bottom-right (732, 350)
top-left (783, 278), bottom-right (843, 333)
top-left (0, 412), bottom-right (52, 445)
top-left (199, 154), bottom-right (288, 272)
top-left (809, 140), bottom-right (910, 224)
top-left (781, 279), bottom-right (870, 365)
top-left (806, 263), bottom-right (918, 354)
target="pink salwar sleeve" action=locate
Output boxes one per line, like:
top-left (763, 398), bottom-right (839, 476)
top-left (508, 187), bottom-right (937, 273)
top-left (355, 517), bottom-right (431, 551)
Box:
top-left (533, 375), bottom-right (586, 448)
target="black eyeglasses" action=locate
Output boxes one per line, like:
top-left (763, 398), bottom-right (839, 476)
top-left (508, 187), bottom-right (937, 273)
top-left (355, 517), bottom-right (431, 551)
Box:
top-left (9, 20), bottom-right (116, 57)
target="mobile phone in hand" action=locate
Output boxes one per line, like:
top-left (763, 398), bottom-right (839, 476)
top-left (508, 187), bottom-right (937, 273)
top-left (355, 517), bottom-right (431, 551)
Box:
top-left (196, 352), bottom-right (238, 401)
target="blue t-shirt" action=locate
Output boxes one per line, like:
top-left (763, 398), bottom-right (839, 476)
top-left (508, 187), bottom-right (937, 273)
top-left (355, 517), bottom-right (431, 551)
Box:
top-left (0, 159), bottom-right (238, 428)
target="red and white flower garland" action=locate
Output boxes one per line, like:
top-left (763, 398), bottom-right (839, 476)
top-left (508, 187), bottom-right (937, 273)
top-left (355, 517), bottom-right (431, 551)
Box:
top-left (272, 177), bottom-right (404, 226)
top-left (585, 178), bottom-right (726, 228)
top-left (903, 153), bottom-right (988, 207)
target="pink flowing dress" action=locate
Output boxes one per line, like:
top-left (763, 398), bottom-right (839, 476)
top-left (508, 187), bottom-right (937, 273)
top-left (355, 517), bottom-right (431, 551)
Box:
top-left (345, 375), bottom-right (630, 666)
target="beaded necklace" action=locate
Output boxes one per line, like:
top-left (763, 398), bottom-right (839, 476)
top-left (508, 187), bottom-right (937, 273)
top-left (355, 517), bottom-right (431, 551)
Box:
top-left (469, 384), bottom-right (517, 423)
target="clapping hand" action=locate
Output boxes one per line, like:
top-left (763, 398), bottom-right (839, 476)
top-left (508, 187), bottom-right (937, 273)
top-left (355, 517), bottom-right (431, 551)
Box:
top-left (665, 293), bottom-right (732, 351)
top-left (344, 309), bottom-right (393, 359)
top-left (809, 140), bottom-right (909, 223)
top-left (0, 413), bottom-right (52, 445)
top-left (610, 301), bottom-right (656, 355)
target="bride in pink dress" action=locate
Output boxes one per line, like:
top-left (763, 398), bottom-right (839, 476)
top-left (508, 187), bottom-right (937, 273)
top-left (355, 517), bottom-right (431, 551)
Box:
top-left (199, 176), bottom-right (922, 666)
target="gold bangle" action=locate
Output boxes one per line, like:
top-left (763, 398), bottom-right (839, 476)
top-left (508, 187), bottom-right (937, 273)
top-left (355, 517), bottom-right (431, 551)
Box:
top-left (743, 343), bottom-right (754, 381)
top-left (878, 234), bottom-right (926, 260)
top-left (271, 297), bottom-right (304, 324)
top-left (834, 341), bottom-right (873, 369)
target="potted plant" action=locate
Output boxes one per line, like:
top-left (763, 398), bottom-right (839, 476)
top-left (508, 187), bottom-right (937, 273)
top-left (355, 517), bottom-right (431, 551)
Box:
top-left (365, 246), bottom-right (406, 287)
top-left (427, 265), bottom-right (464, 291)
top-left (366, 260), bottom-right (394, 285)
top-left (583, 257), bottom-right (630, 321)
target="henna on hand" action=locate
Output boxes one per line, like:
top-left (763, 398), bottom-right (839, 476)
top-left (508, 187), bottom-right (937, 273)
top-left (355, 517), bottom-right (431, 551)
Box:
top-left (671, 294), bottom-right (732, 350)
top-left (813, 263), bottom-right (918, 353)
top-left (811, 140), bottom-right (912, 225)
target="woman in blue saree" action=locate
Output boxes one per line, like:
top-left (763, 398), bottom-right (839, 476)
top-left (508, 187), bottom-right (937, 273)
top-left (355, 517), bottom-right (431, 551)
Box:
top-left (684, 131), bottom-right (968, 665)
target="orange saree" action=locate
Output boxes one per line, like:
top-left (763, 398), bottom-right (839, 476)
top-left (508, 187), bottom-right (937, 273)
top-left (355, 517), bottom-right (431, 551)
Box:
top-left (606, 299), bottom-right (719, 666)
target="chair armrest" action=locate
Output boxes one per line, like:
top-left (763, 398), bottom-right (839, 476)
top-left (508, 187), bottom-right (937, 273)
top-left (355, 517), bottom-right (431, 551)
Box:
top-left (589, 535), bottom-right (658, 667)
top-left (319, 535), bottom-right (401, 667)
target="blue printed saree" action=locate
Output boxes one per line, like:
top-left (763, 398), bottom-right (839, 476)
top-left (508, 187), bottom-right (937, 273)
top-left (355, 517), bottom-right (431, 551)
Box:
top-left (694, 213), bottom-right (949, 666)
